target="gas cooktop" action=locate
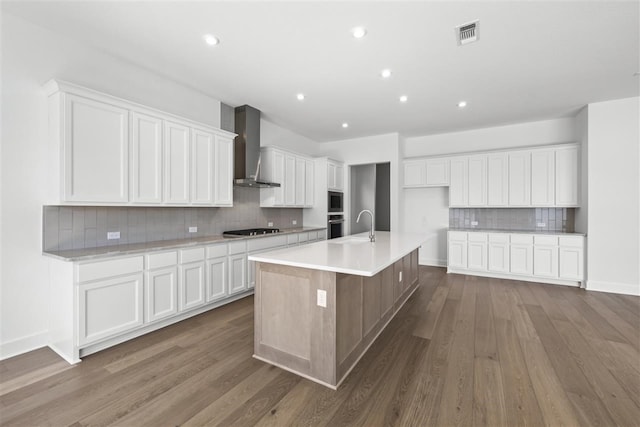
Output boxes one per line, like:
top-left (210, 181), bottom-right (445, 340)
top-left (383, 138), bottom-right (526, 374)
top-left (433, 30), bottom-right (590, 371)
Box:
top-left (223, 228), bottom-right (280, 237)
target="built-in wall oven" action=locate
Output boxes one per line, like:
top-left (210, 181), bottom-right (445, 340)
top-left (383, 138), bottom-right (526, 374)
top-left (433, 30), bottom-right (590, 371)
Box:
top-left (327, 214), bottom-right (344, 239)
top-left (328, 191), bottom-right (343, 213)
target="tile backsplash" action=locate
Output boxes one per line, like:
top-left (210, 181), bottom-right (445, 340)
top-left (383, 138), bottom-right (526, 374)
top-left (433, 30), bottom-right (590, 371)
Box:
top-left (43, 187), bottom-right (303, 251)
top-left (449, 208), bottom-right (574, 232)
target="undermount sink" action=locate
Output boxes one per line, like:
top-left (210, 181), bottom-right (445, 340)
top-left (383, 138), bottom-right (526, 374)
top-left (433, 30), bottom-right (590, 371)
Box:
top-left (330, 236), bottom-right (372, 245)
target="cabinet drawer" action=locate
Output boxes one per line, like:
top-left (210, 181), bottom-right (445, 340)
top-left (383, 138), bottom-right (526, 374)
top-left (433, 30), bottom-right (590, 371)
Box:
top-left (179, 247), bottom-right (205, 264)
top-left (511, 234), bottom-right (533, 245)
top-left (286, 234), bottom-right (299, 245)
top-left (247, 235), bottom-right (288, 252)
top-left (206, 243), bottom-right (228, 259)
top-left (228, 240), bottom-right (247, 255)
top-left (488, 233), bottom-right (509, 243)
top-left (146, 251), bottom-right (177, 270)
top-left (468, 232), bottom-right (488, 242)
top-left (78, 256), bottom-right (144, 283)
top-left (449, 231), bottom-right (467, 241)
top-left (559, 236), bottom-right (584, 248)
top-left (535, 235), bottom-right (558, 246)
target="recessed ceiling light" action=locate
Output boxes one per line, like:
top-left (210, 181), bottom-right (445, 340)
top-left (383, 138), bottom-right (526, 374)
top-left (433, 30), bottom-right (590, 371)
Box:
top-left (296, 93), bottom-right (305, 101)
top-left (381, 69), bottom-right (392, 79)
top-left (203, 34), bottom-right (219, 46)
top-left (458, 101), bottom-right (467, 108)
top-left (342, 122), bottom-right (349, 128)
top-left (352, 27), bottom-right (367, 39)
top-left (399, 95), bottom-right (408, 103)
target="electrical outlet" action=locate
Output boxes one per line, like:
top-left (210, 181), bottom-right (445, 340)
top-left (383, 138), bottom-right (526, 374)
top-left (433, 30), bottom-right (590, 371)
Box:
top-left (188, 226), bottom-right (198, 233)
top-left (537, 222), bottom-right (546, 227)
top-left (292, 220), bottom-right (297, 225)
top-left (471, 221), bottom-right (478, 226)
top-left (267, 222), bottom-right (273, 227)
top-left (107, 231), bottom-right (120, 240)
top-left (317, 289), bottom-right (327, 308)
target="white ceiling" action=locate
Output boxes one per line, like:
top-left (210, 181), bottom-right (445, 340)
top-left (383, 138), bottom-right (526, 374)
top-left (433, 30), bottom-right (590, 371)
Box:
top-left (4, 1), bottom-right (639, 142)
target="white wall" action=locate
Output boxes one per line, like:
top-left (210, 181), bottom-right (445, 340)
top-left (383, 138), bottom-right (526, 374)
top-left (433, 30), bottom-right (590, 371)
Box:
top-left (261, 119), bottom-right (320, 156)
top-left (574, 107), bottom-right (588, 234)
top-left (586, 97), bottom-right (640, 296)
top-left (401, 117), bottom-right (579, 266)
top-left (404, 117), bottom-right (577, 157)
top-left (318, 133), bottom-right (401, 234)
top-left (0, 14), bottom-right (223, 359)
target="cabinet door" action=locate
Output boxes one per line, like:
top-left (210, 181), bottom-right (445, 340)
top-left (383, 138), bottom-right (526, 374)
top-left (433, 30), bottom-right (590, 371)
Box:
top-left (228, 253), bottom-right (247, 295)
top-left (533, 245), bottom-right (559, 278)
top-left (509, 152), bottom-right (531, 206)
top-left (487, 153), bottom-right (508, 206)
top-left (145, 267), bottom-right (178, 322)
top-left (284, 154), bottom-right (296, 206)
top-left (425, 158), bottom-right (449, 186)
top-left (64, 95), bottom-right (129, 202)
top-left (131, 111), bottom-right (163, 203)
top-left (78, 273), bottom-right (143, 346)
top-left (403, 160), bottom-right (426, 187)
top-left (178, 261), bottom-right (205, 311)
top-left (555, 146), bottom-right (579, 206)
top-left (449, 157), bottom-right (468, 207)
top-left (305, 159), bottom-right (314, 207)
top-left (559, 246), bottom-right (584, 280)
top-left (510, 244), bottom-right (533, 276)
top-left (214, 136), bottom-right (234, 206)
top-left (488, 242), bottom-right (510, 273)
top-left (206, 256), bottom-right (228, 302)
top-left (191, 128), bottom-right (215, 204)
top-left (531, 150), bottom-right (555, 206)
top-left (448, 239), bottom-right (468, 269)
top-left (295, 157), bottom-right (306, 206)
top-left (468, 242), bottom-right (488, 271)
top-left (327, 162), bottom-right (337, 190)
top-left (335, 164), bottom-right (344, 191)
top-left (468, 155), bottom-right (487, 206)
top-left (164, 121), bottom-right (190, 204)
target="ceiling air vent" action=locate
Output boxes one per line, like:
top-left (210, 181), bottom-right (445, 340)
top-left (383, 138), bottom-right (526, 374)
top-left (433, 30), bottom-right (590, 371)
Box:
top-left (455, 20), bottom-right (479, 46)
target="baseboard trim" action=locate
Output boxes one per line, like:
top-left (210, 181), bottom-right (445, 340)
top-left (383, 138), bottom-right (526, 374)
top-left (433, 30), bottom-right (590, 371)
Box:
top-left (419, 258), bottom-right (447, 267)
top-left (0, 331), bottom-right (48, 361)
top-left (587, 280), bottom-right (640, 296)
top-left (447, 268), bottom-right (581, 287)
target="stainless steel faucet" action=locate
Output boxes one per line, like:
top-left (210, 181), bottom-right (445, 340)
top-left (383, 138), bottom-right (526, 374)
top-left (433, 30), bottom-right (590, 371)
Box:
top-left (356, 209), bottom-right (375, 242)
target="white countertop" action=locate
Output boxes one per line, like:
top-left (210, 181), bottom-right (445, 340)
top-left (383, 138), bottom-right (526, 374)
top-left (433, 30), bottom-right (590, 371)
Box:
top-left (248, 231), bottom-right (429, 277)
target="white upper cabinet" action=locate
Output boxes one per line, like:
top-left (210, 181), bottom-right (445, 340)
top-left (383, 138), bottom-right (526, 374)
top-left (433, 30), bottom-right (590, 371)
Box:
top-left (467, 155), bottom-right (487, 206)
top-left (449, 157), bottom-right (468, 207)
top-left (295, 158), bottom-right (306, 206)
top-left (555, 146), bottom-right (579, 206)
top-left (531, 149), bottom-right (555, 206)
top-left (487, 153), bottom-right (508, 206)
top-left (403, 160), bottom-right (426, 187)
top-left (403, 158), bottom-right (449, 187)
top-left (305, 159), bottom-right (315, 207)
top-left (62, 94), bottom-right (129, 203)
top-left (45, 80), bottom-right (235, 207)
top-left (327, 160), bottom-right (344, 192)
top-left (284, 154), bottom-right (297, 206)
top-left (508, 151), bottom-right (531, 206)
top-left (131, 111), bottom-right (163, 203)
top-left (164, 121), bottom-right (191, 204)
top-left (260, 147), bottom-right (315, 208)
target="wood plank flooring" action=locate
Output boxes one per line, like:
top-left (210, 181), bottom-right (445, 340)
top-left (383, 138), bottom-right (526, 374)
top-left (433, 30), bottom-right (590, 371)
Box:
top-left (1, 267), bottom-right (639, 426)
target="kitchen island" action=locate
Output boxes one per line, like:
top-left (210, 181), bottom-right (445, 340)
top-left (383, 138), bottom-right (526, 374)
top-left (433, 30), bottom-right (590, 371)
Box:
top-left (248, 231), bottom-right (427, 389)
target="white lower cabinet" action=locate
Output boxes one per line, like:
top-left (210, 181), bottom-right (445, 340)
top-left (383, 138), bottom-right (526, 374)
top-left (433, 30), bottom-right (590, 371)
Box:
top-left (229, 254), bottom-right (248, 294)
top-left (78, 273), bottom-right (144, 346)
top-left (448, 231), bottom-right (584, 286)
top-left (206, 257), bottom-right (228, 302)
top-left (145, 267), bottom-right (178, 322)
top-left (178, 248), bottom-right (206, 311)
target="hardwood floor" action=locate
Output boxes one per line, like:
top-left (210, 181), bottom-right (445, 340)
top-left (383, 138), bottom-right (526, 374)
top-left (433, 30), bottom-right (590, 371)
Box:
top-left (1, 267), bottom-right (639, 426)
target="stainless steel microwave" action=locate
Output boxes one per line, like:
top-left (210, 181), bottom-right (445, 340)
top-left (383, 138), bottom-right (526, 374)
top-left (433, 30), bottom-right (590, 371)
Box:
top-left (328, 191), bottom-right (343, 213)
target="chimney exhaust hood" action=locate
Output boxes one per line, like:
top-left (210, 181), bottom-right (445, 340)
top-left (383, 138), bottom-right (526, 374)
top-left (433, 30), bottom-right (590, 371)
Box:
top-left (233, 105), bottom-right (280, 188)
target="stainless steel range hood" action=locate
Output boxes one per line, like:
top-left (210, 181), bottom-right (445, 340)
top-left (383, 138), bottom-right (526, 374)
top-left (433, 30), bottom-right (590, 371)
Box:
top-left (234, 105), bottom-right (280, 188)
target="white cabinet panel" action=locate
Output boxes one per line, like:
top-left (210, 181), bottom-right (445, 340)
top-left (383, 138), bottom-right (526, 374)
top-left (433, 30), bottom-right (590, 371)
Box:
top-left (178, 262), bottom-right (205, 311)
top-left (531, 150), bottom-right (555, 206)
top-left (214, 135), bottom-right (234, 206)
top-left (555, 146), bottom-right (579, 206)
top-left (295, 158), bottom-right (306, 206)
top-left (145, 267), bottom-right (178, 322)
top-left (449, 157), bottom-right (468, 207)
top-left (403, 160), bottom-right (425, 187)
top-left (191, 128), bottom-right (215, 204)
top-left (468, 155), bottom-right (487, 206)
top-left (64, 95), bottom-right (129, 202)
top-left (448, 232), bottom-right (468, 269)
top-left (328, 160), bottom-right (345, 192)
top-left (305, 159), bottom-right (315, 207)
top-left (487, 153), bottom-right (508, 206)
top-left (488, 241), bottom-right (510, 273)
top-left (229, 253), bottom-right (247, 295)
top-left (164, 121), bottom-right (190, 204)
top-left (284, 154), bottom-right (296, 206)
top-left (509, 152), bottom-right (531, 206)
top-left (425, 158), bottom-right (449, 186)
top-left (510, 244), bottom-right (533, 276)
top-left (206, 257), bottom-right (228, 302)
top-left (559, 247), bottom-right (584, 280)
top-left (78, 273), bottom-right (143, 345)
top-left (131, 111), bottom-right (163, 203)
top-left (533, 245), bottom-right (559, 278)
top-left (468, 233), bottom-right (488, 271)
top-left (261, 148), bottom-right (315, 207)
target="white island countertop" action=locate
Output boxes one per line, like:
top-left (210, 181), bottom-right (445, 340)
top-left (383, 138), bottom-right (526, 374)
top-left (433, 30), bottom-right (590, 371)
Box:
top-left (248, 231), bottom-right (428, 277)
